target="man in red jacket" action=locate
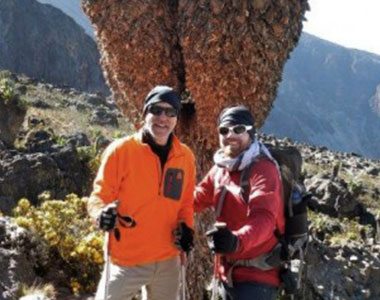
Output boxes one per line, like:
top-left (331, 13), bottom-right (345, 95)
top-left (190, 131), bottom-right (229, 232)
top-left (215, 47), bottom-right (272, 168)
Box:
top-left (195, 105), bottom-right (285, 300)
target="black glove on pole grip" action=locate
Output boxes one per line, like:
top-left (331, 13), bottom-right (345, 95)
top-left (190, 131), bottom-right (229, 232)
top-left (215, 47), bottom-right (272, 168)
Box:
top-left (206, 222), bottom-right (238, 254)
top-left (174, 222), bottom-right (194, 253)
top-left (98, 202), bottom-right (118, 231)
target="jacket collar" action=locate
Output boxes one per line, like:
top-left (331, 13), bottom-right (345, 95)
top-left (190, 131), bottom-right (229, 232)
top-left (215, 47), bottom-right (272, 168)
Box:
top-left (134, 129), bottom-right (185, 157)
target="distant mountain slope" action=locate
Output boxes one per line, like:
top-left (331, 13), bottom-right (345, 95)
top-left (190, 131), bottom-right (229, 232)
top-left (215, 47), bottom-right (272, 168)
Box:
top-left (0, 0), bottom-right (108, 94)
top-left (263, 33), bottom-right (380, 159)
top-left (36, 0), bottom-right (94, 38)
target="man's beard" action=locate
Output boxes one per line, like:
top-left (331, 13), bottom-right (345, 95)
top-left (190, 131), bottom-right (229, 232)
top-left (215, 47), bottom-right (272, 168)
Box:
top-left (223, 145), bottom-right (241, 158)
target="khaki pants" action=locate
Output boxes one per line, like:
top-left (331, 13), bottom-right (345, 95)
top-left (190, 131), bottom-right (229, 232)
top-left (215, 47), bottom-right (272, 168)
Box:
top-left (95, 257), bottom-right (180, 300)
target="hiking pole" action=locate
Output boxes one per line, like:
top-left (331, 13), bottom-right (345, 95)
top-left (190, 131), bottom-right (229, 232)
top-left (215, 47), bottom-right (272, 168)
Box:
top-left (180, 251), bottom-right (187, 300)
top-left (102, 200), bottom-right (119, 300)
top-left (210, 222), bottom-right (226, 300)
top-left (104, 230), bottom-right (111, 300)
top-left (211, 253), bottom-right (221, 300)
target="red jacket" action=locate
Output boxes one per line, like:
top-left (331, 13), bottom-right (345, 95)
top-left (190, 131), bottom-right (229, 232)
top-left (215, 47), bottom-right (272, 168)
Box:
top-left (194, 158), bottom-right (285, 287)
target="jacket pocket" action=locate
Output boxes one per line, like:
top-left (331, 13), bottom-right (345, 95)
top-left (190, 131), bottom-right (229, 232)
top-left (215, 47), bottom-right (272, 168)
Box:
top-left (163, 168), bottom-right (183, 200)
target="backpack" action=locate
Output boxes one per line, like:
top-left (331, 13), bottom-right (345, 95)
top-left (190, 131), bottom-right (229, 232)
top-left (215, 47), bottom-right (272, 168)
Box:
top-left (266, 145), bottom-right (310, 295)
top-left (214, 144), bottom-right (310, 295)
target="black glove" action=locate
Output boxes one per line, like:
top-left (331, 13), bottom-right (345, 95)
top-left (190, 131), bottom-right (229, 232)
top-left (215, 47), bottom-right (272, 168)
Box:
top-left (206, 226), bottom-right (238, 254)
top-left (173, 222), bottom-right (194, 253)
top-left (97, 203), bottom-right (117, 231)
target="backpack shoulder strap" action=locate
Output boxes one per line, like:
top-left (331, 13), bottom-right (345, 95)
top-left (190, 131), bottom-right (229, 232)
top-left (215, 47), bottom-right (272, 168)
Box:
top-left (239, 159), bottom-right (256, 203)
top-left (214, 160), bottom-right (256, 217)
top-left (215, 153), bottom-right (268, 215)
top-left (214, 167), bottom-right (227, 218)
top-left (239, 153), bottom-right (270, 203)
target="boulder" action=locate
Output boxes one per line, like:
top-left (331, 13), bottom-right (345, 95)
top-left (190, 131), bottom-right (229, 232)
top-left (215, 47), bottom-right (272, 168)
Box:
top-left (304, 238), bottom-right (380, 300)
top-left (0, 217), bottom-right (49, 300)
top-left (0, 146), bottom-right (91, 211)
top-left (89, 106), bottom-right (119, 127)
top-left (0, 98), bottom-right (26, 147)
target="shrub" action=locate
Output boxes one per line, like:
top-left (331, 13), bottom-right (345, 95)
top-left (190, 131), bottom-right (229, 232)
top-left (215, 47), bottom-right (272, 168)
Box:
top-left (0, 77), bottom-right (16, 103)
top-left (348, 179), bottom-right (363, 196)
top-left (328, 217), bottom-right (372, 246)
top-left (77, 145), bottom-right (102, 176)
top-left (13, 194), bottom-right (104, 294)
top-left (309, 211), bottom-right (373, 246)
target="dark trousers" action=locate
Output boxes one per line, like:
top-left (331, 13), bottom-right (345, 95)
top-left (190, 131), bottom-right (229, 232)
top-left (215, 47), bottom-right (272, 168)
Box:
top-left (222, 282), bottom-right (278, 300)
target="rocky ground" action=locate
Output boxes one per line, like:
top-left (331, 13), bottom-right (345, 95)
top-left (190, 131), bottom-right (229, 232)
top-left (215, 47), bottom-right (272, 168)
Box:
top-left (0, 71), bottom-right (132, 213)
top-left (1, 72), bottom-right (379, 299)
top-left (260, 135), bottom-right (380, 299)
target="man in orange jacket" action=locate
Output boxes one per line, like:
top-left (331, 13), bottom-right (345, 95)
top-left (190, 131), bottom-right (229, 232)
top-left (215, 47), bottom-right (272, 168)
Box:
top-left (88, 85), bottom-right (196, 300)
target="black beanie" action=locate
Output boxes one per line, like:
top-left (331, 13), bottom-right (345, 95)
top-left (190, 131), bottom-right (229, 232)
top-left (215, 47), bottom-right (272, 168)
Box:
top-left (218, 105), bottom-right (256, 137)
top-left (143, 85), bottom-right (181, 115)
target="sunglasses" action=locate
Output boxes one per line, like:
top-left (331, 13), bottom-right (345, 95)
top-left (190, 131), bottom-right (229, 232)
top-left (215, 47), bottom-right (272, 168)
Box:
top-left (148, 105), bottom-right (178, 117)
top-left (218, 125), bottom-right (253, 136)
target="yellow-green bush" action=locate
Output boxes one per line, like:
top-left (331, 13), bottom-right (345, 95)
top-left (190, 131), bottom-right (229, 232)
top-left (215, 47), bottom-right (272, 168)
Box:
top-left (13, 194), bottom-right (104, 294)
top-left (309, 210), bottom-right (373, 246)
top-left (77, 145), bottom-right (102, 176)
top-left (0, 77), bottom-right (15, 102)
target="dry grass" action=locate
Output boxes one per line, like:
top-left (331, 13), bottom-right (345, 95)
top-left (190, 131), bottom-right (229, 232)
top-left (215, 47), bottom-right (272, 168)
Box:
top-left (21, 82), bottom-right (133, 143)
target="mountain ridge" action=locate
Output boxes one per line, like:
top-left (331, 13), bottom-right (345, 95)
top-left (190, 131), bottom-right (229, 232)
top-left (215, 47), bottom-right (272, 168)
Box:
top-left (263, 32), bottom-right (380, 159)
top-left (36, 0), bottom-right (95, 38)
top-left (0, 0), bottom-right (107, 94)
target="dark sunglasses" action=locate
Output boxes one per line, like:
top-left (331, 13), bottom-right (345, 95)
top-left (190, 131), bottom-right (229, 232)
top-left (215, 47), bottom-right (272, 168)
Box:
top-left (148, 105), bottom-right (178, 117)
top-left (218, 125), bottom-right (253, 136)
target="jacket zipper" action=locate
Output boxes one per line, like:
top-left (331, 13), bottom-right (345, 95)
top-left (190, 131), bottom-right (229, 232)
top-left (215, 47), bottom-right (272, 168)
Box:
top-left (157, 156), bottom-right (163, 195)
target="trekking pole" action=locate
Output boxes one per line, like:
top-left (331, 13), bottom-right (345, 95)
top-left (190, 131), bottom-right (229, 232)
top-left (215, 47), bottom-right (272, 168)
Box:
top-left (210, 222), bottom-right (226, 300)
top-left (104, 230), bottom-right (111, 300)
top-left (102, 200), bottom-right (120, 300)
top-left (211, 253), bottom-right (221, 300)
top-left (180, 251), bottom-right (187, 300)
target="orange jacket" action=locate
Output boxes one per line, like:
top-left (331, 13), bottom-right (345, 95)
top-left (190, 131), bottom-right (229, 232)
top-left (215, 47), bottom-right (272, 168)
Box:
top-left (88, 131), bottom-right (196, 266)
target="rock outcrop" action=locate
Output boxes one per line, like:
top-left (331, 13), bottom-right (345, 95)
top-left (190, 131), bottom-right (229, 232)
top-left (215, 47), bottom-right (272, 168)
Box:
top-left (0, 125), bottom-right (93, 215)
top-left (0, 98), bottom-right (26, 147)
top-left (304, 238), bottom-right (380, 299)
top-left (0, 217), bottom-right (50, 300)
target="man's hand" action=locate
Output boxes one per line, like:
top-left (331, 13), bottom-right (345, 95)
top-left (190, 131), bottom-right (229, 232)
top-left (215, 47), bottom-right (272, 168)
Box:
top-left (206, 225), bottom-right (238, 254)
top-left (173, 222), bottom-right (194, 254)
top-left (97, 202), bottom-right (118, 231)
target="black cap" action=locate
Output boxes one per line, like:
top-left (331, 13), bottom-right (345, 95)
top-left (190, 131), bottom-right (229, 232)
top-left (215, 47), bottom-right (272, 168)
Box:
top-left (218, 105), bottom-right (256, 137)
top-left (143, 85), bottom-right (181, 115)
